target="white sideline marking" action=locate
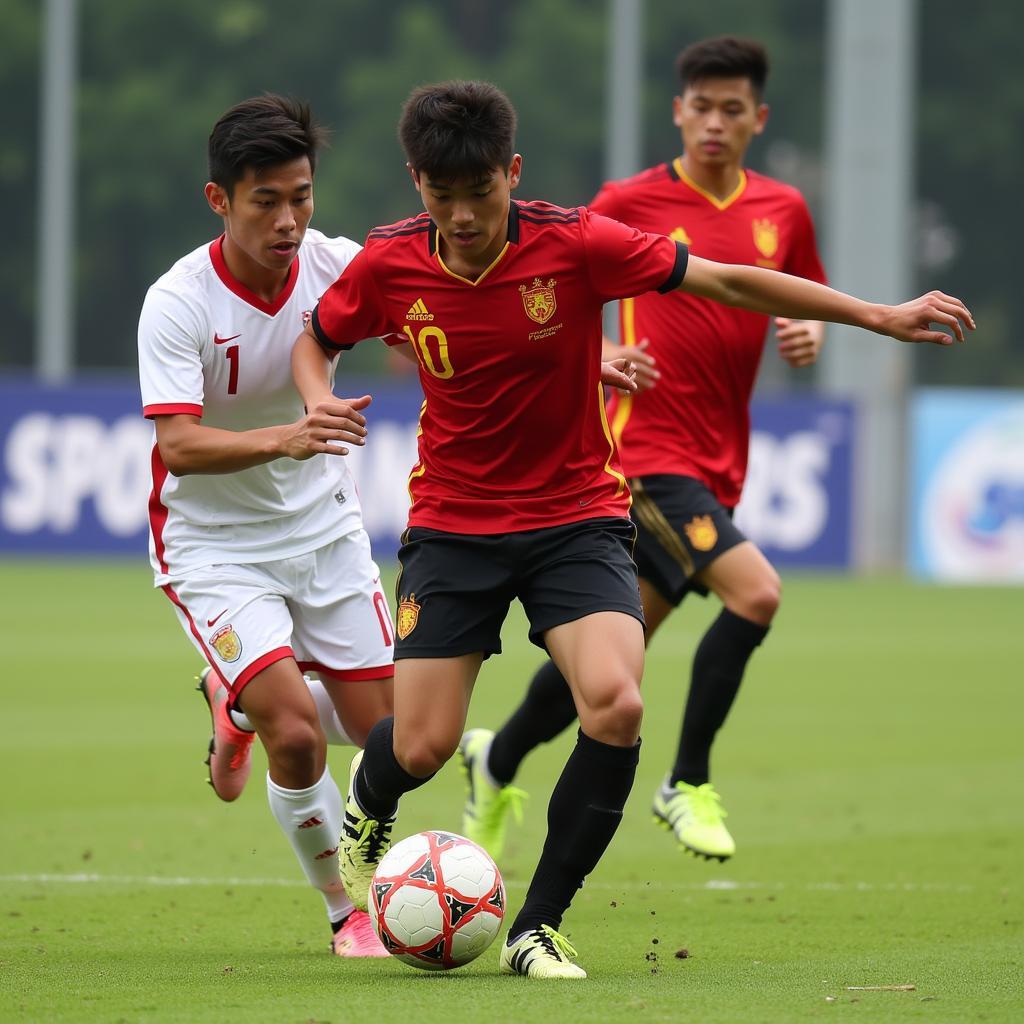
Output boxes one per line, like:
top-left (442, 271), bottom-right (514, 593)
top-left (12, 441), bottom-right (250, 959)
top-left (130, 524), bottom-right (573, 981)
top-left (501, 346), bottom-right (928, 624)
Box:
top-left (0, 873), bottom-right (973, 893)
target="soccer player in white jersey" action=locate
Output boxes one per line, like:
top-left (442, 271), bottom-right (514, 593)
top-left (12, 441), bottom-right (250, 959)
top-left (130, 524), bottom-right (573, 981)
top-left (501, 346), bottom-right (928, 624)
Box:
top-left (138, 95), bottom-right (395, 958)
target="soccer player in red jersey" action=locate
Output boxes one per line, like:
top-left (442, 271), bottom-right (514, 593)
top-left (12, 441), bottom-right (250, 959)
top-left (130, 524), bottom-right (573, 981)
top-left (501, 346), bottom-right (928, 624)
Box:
top-left (292, 79), bottom-right (971, 979)
top-left (461, 37), bottom-right (833, 865)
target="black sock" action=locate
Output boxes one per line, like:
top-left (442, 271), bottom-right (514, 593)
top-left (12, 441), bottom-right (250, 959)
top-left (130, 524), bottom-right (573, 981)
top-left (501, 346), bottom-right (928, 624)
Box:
top-left (488, 660), bottom-right (578, 785)
top-left (509, 729), bottom-right (640, 937)
top-left (672, 608), bottom-right (769, 786)
top-left (353, 716), bottom-right (434, 818)
top-left (330, 913), bottom-right (351, 934)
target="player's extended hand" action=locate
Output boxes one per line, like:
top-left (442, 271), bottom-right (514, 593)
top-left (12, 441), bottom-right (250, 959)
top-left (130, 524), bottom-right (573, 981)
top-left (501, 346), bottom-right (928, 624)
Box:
top-left (601, 358), bottom-right (639, 394)
top-left (878, 291), bottom-right (976, 345)
top-left (283, 394), bottom-right (371, 460)
top-left (775, 318), bottom-right (824, 368)
top-left (602, 339), bottom-right (660, 391)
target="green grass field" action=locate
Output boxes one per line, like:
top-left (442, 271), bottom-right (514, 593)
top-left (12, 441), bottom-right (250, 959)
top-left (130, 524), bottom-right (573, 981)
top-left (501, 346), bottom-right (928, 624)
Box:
top-left (1, 561), bottom-right (1020, 1023)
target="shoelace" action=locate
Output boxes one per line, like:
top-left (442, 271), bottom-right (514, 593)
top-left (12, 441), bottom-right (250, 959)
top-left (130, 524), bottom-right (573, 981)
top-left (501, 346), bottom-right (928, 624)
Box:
top-left (483, 785), bottom-right (528, 829)
top-left (676, 782), bottom-right (727, 825)
top-left (539, 924), bottom-right (578, 962)
top-left (353, 815), bottom-right (393, 862)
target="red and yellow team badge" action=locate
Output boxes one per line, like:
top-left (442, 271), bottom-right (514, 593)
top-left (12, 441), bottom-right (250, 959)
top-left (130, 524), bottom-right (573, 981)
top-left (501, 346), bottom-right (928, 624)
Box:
top-left (396, 594), bottom-right (421, 640)
top-left (752, 218), bottom-right (779, 260)
top-left (519, 278), bottom-right (558, 324)
top-left (211, 624), bottom-right (242, 663)
top-left (683, 515), bottom-right (718, 552)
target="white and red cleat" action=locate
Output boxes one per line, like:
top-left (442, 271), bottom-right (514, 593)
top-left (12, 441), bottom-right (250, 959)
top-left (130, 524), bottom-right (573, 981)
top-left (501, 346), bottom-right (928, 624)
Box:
top-left (331, 910), bottom-right (390, 958)
top-left (195, 666), bottom-right (255, 802)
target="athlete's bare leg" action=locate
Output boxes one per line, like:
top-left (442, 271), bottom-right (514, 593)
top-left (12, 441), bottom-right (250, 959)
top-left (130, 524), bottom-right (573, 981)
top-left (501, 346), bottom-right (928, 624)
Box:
top-left (544, 610), bottom-right (645, 745)
top-left (235, 659), bottom-right (325, 788)
top-left (697, 540), bottom-right (780, 625)
top-left (390, 653), bottom-right (483, 777)
top-left (320, 676), bottom-right (394, 748)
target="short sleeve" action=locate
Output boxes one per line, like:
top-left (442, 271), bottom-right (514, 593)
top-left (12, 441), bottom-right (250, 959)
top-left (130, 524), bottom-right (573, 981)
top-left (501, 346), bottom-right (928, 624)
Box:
top-left (311, 247), bottom-right (393, 351)
top-left (579, 209), bottom-right (688, 303)
top-left (138, 284), bottom-right (206, 419)
top-left (783, 198), bottom-right (827, 285)
top-left (587, 181), bottom-right (624, 220)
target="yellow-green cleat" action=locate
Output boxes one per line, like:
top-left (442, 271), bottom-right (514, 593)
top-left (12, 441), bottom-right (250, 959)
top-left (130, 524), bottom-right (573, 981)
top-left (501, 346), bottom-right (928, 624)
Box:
top-left (652, 778), bottom-right (735, 862)
top-left (458, 728), bottom-right (527, 861)
top-left (499, 925), bottom-right (587, 979)
top-left (338, 751), bottom-right (394, 911)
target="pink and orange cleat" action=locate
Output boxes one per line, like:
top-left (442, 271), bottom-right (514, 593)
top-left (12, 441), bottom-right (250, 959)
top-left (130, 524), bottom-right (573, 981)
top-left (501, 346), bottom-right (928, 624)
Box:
top-left (331, 910), bottom-right (390, 958)
top-left (195, 667), bottom-right (255, 802)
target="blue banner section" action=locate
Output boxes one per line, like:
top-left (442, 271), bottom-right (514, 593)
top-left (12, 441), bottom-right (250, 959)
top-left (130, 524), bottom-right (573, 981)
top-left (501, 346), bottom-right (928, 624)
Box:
top-left (736, 396), bottom-right (854, 568)
top-left (0, 376), bottom-right (853, 567)
top-left (910, 388), bottom-right (1024, 581)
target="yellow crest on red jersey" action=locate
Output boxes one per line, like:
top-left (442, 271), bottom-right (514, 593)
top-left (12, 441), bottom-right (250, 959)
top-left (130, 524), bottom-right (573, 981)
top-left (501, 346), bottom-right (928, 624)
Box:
top-left (683, 515), bottom-right (718, 552)
top-left (752, 218), bottom-right (779, 259)
top-left (396, 594), bottom-right (421, 640)
top-left (211, 624), bottom-right (242, 663)
top-left (519, 278), bottom-right (558, 324)
top-left (670, 226), bottom-right (692, 245)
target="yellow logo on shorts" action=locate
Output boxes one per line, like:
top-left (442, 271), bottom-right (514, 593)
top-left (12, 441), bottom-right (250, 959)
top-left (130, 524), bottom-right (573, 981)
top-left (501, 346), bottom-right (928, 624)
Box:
top-left (211, 624), bottom-right (242, 663)
top-left (396, 594), bottom-right (420, 640)
top-left (684, 515), bottom-right (718, 552)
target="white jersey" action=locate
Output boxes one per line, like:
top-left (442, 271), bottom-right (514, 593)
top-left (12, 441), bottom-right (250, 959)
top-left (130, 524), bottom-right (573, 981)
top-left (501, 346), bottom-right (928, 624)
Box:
top-left (139, 229), bottom-right (363, 584)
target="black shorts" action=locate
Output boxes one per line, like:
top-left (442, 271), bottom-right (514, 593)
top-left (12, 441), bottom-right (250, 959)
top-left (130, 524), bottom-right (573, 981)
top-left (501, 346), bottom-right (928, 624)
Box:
top-left (393, 517), bottom-right (643, 660)
top-left (628, 474), bottom-right (747, 606)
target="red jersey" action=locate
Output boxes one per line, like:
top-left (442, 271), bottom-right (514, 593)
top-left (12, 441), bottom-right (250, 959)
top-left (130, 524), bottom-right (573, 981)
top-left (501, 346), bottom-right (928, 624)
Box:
top-left (313, 200), bottom-right (687, 534)
top-left (595, 161), bottom-right (826, 507)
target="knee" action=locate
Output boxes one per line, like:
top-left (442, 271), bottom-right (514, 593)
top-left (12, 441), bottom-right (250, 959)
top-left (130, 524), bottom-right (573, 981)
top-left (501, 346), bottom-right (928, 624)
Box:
top-left (580, 679), bottom-right (644, 746)
top-left (394, 730), bottom-right (458, 779)
top-left (264, 716), bottom-right (324, 770)
top-left (737, 573), bottom-right (781, 625)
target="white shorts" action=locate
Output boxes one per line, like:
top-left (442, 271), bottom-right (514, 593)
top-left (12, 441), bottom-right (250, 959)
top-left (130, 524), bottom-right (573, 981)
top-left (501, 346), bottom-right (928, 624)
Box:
top-left (161, 528), bottom-right (394, 705)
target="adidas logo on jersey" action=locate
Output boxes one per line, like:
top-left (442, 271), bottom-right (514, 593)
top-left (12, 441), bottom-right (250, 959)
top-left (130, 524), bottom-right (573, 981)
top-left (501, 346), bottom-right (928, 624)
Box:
top-left (406, 298), bottom-right (434, 321)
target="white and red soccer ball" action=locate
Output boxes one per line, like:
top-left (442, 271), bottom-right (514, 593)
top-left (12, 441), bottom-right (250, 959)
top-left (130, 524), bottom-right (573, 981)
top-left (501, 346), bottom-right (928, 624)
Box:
top-left (369, 831), bottom-right (505, 970)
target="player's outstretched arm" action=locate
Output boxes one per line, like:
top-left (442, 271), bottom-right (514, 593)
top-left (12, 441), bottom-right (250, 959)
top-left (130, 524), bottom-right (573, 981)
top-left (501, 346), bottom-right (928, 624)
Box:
top-left (680, 255), bottom-right (975, 345)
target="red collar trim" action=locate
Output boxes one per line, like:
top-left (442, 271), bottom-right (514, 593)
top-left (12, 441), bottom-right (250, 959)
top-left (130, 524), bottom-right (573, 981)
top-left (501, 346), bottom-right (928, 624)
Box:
top-left (209, 235), bottom-right (300, 316)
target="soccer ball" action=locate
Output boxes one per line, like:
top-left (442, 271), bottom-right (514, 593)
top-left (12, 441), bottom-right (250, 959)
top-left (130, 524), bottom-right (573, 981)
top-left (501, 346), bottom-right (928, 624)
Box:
top-left (369, 830), bottom-right (505, 970)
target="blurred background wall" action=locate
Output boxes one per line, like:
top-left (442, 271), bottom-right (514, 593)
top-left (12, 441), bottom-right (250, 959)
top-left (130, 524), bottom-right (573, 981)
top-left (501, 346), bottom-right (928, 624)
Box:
top-left (1, 0), bottom-right (1020, 578)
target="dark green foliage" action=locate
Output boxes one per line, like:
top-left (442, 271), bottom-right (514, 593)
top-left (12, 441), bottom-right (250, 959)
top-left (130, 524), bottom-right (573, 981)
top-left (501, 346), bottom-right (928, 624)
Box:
top-left (2, 1), bottom-right (1018, 381)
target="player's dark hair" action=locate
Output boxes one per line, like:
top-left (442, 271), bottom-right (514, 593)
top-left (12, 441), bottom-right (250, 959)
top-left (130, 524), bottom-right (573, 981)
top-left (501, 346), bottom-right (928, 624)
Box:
top-left (208, 94), bottom-right (327, 196)
top-left (398, 80), bottom-right (517, 182)
top-left (675, 36), bottom-right (769, 99)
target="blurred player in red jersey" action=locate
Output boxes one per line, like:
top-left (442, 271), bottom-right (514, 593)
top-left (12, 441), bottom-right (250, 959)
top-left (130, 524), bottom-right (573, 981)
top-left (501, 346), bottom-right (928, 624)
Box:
top-left (292, 80), bottom-right (971, 979)
top-left (460, 37), bottom-right (835, 865)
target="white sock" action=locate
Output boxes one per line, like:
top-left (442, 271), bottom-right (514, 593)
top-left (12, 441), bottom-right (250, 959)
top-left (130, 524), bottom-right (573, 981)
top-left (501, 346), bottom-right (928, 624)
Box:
top-left (266, 768), bottom-right (354, 924)
top-left (307, 677), bottom-right (356, 747)
top-left (227, 706), bottom-right (256, 732)
top-left (232, 676), bottom-right (354, 746)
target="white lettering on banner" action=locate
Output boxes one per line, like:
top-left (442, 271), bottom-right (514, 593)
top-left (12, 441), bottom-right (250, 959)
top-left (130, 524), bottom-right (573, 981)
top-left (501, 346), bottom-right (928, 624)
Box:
top-left (2, 414), bottom-right (50, 532)
top-left (343, 421), bottom-right (420, 538)
top-left (2, 413), bottom-right (152, 536)
top-left (735, 431), bottom-right (829, 550)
